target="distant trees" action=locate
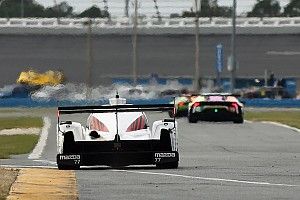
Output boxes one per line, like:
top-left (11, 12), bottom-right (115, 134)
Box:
top-left (44, 1), bottom-right (74, 18)
top-left (0, 0), bottom-right (110, 18)
top-left (77, 5), bottom-right (110, 18)
top-left (0, 0), bottom-right (299, 18)
top-left (0, 0), bottom-right (44, 18)
top-left (248, 0), bottom-right (300, 17)
top-left (247, 0), bottom-right (281, 17)
top-left (283, 0), bottom-right (300, 17)
top-left (181, 0), bottom-right (300, 18)
top-left (182, 0), bottom-right (232, 18)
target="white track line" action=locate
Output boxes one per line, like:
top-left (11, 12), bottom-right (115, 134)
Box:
top-left (33, 159), bottom-right (57, 165)
top-left (260, 121), bottom-right (300, 133)
top-left (113, 170), bottom-right (300, 187)
top-left (266, 51), bottom-right (300, 56)
top-left (28, 116), bottom-right (51, 159)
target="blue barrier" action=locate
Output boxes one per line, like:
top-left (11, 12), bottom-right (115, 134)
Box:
top-left (242, 99), bottom-right (300, 108)
top-left (0, 98), bottom-right (300, 108)
top-left (0, 98), bottom-right (173, 107)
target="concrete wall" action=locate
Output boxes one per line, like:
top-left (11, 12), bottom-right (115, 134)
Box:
top-left (0, 34), bottom-right (299, 86)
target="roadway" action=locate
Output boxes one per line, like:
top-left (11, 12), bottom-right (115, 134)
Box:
top-left (1, 110), bottom-right (300, 199)
top-left (0, 34), bottom-right (299, 86)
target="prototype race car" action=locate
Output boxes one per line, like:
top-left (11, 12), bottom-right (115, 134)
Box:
top-left (56, 96), bottom-right (179, 169)
top-left (168, 95), bottom-right (198, 118)
top-left (188, 93), bottom-right (244, 123)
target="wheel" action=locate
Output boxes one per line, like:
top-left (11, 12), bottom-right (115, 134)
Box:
top-left (63, 131), bottom-right (76, 153)
top-left (234, 117), bottom-right (244, 124)
top-left (160, 129), bottom-right (172, 151)
top-left (156, 161), bottom-right (178, 169)
top-left (188, 113), bottom-right (198, 123)
top-left (234, 108), bottom-right (244, 124)
top-left (168, 110), bottom-right (175, 118)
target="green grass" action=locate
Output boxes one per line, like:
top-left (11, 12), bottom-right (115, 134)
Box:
top-left (245, 111), bottom-right (300, 129)
top-left (0, 117), bottom-right (43, 130)
top-left (0, 135), bottom-right (39, 159)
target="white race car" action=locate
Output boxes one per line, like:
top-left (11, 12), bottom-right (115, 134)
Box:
top-left (188, 93), bottom-right (244, 123)
top-left (56, 96), bottom-right (179, 169)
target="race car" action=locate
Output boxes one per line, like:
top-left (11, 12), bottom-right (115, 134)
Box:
top-left (56, 96), bottom-right (179, 169)
top-left (17, 70), bottom-right (64, 86)
top-left (168, 95), bottom-right (198, 118)
top-left (187, 93), bottom-right (244, 123)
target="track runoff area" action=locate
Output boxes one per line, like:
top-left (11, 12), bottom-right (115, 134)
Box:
top-left (1, 109), bottom-right (300, 200)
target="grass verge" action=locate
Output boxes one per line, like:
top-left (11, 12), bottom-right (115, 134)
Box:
top-left (0, 168), bottom-right (18, 200)
top-left (245, 111), bottom-right (300, 129)
top-left (0, 135), bottom-right (39, 159)
top-left (0, 117), bottom-right (43, 130)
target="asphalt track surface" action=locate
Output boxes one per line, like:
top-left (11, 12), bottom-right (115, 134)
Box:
top-left (1, 109), bottom-right (300, 199)
top-left (0, 34), bottom-right (300, 86)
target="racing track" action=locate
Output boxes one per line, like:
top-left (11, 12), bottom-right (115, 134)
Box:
top-left (1, 110), bottom-right (300, 199)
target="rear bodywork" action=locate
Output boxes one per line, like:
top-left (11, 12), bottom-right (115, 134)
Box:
top-left (188, 94), bottom-right (244, 123)
top-left (56, 103), bottom-right (179, 169)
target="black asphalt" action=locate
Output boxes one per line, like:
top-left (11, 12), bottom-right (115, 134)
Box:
top-left (0, 34), bottom-right (299, 86)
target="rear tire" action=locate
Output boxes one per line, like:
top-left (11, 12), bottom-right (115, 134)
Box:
top-left (234, 108), bottom-right (244, 124)
top-left (234, 117), bottom-right (244, 124)
top-left (160, 129), bottom-right (172, 151)
top-left (157, 129), bottom-right (178, 168)
top-left (168, 110), bottom-right (175, 118)
top-left (63, 131), bottom-right (76, 153)
top-left (188, 113), bottom-right (198, 123)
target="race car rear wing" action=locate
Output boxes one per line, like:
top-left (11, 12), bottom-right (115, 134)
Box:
top-left (58, 104), bottom-right (174, 114)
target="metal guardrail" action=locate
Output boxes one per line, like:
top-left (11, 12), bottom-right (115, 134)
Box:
top-left (0, 17), bottom-right (299, 35)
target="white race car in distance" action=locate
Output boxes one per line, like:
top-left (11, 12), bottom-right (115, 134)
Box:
top-left (56, 97), bottom-right (179, 169)
top-left (188, 93), bottom-right (244, 123)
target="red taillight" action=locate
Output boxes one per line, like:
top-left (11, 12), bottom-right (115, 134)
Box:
top-left (230, 102), bottom-right (239, 111)
top-left (193, 102), bottom-right (201, 107)
top-left (231, 102), bottom-right (238, 107)
top-left (90, 116), bottom-right (109, 132)
top-left (178, 102), bottom-right (185, 107)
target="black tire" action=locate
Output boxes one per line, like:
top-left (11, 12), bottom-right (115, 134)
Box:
top-left (168, 110), bottom-right (175, 118)
top-left (160, 129), bottom-right (172, 151)
top-left (188, 113), bottom-right (198, 123)
top-left (156, 161), bottom-right (178, 169)
top-left (234, 117), bottom-right (244, 124)
top-left (63, 131), bottom-right (76, 153)
top-left (234, 108), bottom-right (244, 124)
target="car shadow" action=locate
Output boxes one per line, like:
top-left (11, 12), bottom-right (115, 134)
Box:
top-left (78, 165), bottom-right (183, 171)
